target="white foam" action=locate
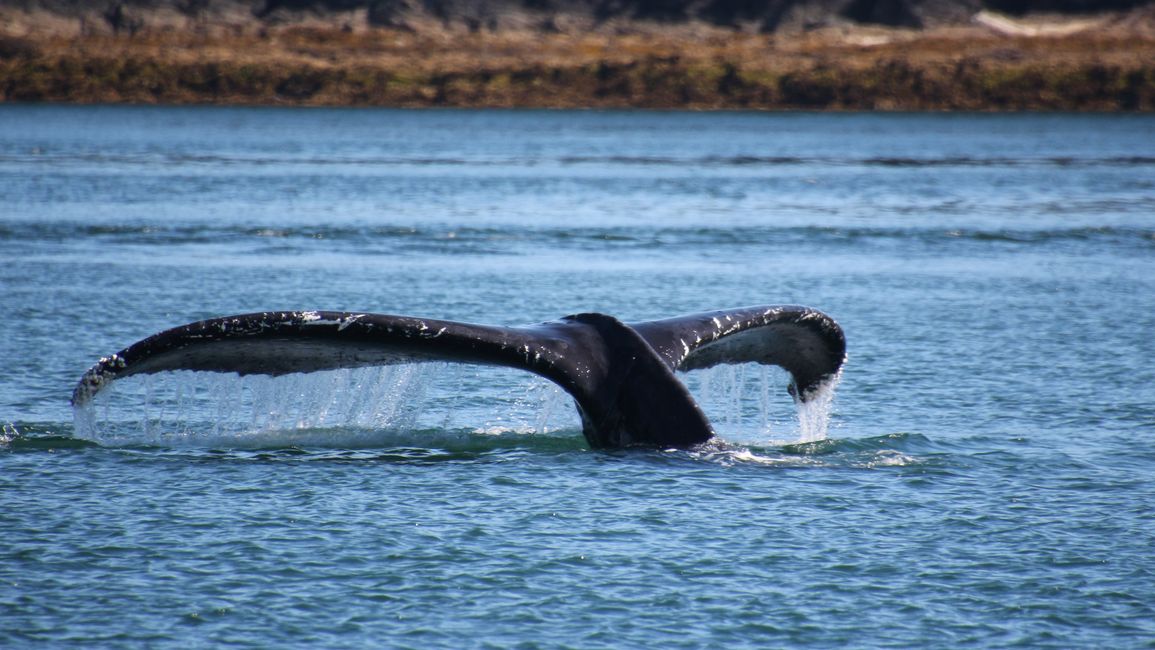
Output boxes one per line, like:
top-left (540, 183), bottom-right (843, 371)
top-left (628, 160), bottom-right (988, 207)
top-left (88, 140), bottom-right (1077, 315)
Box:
top-left (0, 422), bottom-right (19, 446)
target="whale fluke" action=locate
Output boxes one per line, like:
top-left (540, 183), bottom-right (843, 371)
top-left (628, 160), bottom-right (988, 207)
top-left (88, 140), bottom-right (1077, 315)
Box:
top-left (72, 306), bottom-right (845, 449)
top-left (630, 305), bottom-right (847, 401)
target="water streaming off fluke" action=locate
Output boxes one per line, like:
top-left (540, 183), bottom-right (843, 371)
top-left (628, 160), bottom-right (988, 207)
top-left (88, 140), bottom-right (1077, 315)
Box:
top-left (71, 362), bottom-right (837, 449)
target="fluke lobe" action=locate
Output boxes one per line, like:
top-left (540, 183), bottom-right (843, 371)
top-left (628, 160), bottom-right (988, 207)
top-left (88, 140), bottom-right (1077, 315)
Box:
top-left (72, 306), bottom-right (846, 449)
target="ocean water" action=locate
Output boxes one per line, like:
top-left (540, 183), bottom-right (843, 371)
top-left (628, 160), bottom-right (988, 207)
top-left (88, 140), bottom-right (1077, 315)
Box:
top-left (2, 105), bottom-right (1154, 647)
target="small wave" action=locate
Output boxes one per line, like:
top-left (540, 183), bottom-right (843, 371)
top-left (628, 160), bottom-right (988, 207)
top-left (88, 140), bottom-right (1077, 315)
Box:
top-left (555, 154), bottom-right (1155, 169)
top-left (779, 431), bottom-right (936, 455)
top-left (7, 150), bottom-right (1154, 170)
top-left (30, 432), bottom-right (585, 464)
top-left (0, 152), bottom-right (504, 168)
top-left (6, 221), bottom-right (1150, 253)
top-left (0, 422), bottom-right (16, 446)
top-left (860, 156), bottom-right (1155, 168)
top-left (680, 432), bottom-right (938, 469)
top-left (525, 154), bottom-right (1155, 169)
top-left (130, 426), bottom-right (587, 458)
top-left (1, 422), bottom-right (97, 452)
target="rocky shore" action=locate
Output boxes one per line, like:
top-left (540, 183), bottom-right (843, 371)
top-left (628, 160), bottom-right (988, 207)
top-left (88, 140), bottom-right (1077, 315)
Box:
top-left (2, 1), bottom-right (1154, 110)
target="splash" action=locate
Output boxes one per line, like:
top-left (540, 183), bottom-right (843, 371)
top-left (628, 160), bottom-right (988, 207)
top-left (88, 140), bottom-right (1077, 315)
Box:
top-left (796, 370), bottom-right (842, 444)
top-left (71, 361), bottom-right (838, 449)
top-left (1, 422), bottom-right (19, 446)
top-left (71, 364), bottom-right (578, 448)
top-left (679, 364), bottom-right (840, 446)
top-left (73, 365), bottom-right (432, 447)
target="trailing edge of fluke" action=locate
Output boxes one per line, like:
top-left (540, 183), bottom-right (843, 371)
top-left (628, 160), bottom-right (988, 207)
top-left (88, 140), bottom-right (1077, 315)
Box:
top-left (72, 305), bottom-right (846, 449)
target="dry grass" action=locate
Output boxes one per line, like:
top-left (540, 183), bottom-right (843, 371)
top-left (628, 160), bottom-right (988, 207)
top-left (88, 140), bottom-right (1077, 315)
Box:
top-left (2, 22), bottom-right (1154, 109)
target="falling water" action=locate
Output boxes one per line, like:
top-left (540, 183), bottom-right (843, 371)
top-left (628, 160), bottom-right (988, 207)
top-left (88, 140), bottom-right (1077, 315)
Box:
top-left (73, 365), bottom-right (437, 448)
top-left (795, 371), bottom-right (842, 443)
top-left (71, 360), bottom-right (836, 448)
top-left (679, 363), bottom-right (840, 445)
top-left (71, 363), bottom-right (578, 448)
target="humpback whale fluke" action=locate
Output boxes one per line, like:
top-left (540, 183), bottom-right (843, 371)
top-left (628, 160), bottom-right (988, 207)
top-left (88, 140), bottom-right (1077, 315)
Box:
top-left (72, 306), bottom-right (846, 449)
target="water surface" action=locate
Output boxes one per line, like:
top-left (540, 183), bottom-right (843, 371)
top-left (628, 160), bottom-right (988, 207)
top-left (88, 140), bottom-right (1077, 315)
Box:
top-left (2, 106), bottom-right (1154, 647)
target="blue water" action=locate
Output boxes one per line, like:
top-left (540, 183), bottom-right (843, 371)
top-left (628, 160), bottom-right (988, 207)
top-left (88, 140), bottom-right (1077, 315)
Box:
top-left (2, 106), bottom-right (1154, 647)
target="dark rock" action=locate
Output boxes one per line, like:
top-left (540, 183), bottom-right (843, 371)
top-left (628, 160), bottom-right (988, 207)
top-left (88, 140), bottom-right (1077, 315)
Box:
top-left (841, 0), bottom-right (922, 27)
top-left (6, 0), bottom-right (1154, 33)
top-left (0, 35), bottom-right (39, 59)
top-left (104, 3), bottom-right (144, 34)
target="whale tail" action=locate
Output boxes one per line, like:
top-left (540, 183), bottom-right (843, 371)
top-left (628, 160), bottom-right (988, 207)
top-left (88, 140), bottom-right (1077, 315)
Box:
top-left (72, 306), bottom-right (846, 449)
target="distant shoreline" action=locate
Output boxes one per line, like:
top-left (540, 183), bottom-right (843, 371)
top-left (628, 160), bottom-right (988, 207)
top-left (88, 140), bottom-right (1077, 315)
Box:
top-left (3, 21), bottom-right (1154, 111)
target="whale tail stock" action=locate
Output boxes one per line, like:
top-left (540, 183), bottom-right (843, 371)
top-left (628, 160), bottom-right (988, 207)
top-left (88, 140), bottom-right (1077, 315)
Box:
top-left (72, 306), bottom-right (846, 449)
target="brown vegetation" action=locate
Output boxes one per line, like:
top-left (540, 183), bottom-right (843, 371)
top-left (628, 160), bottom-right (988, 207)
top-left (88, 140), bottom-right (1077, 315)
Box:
top-left (2, 15), bottom-right (1154, 109)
